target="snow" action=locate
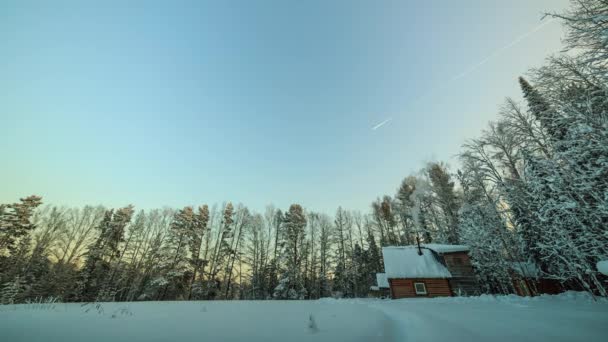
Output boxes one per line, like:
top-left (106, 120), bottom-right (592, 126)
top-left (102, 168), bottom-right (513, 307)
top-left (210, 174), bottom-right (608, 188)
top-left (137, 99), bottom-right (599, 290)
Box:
top-left (0, 300), bottom-right (392, 342)
top-left (597, 260), bottom-right (608, 275)
top-left (376, 273), bottom-right (389, 288)
top-left (382, 246), bottom-right (452, 279)
top-left (0, 292), bottom-right (606, 342)
top-left (369, 291), bottom-right (608, 342)
top-left (421, 244), bottom-right (470, 254)
top-left (511, 262), bottom-right (541, 278)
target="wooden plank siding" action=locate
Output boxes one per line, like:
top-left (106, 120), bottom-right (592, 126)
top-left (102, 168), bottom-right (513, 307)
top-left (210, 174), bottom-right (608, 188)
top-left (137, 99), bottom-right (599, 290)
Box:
top-left (449, 277), bottom-right (481, 296)
top-left (389, 278), bottom-right (452, 299)
top-left (513, 276), bottom-right (565, 296)
top-left (442, 251), bottom-right (481, 295)
top-left (442, 252), bottom-right (475, 277)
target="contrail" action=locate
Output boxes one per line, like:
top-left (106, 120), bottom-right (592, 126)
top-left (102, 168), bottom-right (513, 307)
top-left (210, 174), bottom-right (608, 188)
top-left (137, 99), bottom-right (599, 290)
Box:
top-left (450, 18), bottom-right (556, 82)
top-left (372, 117), bottom-right (392, 130)
top-left (370, 18), bottom-right (556, 130)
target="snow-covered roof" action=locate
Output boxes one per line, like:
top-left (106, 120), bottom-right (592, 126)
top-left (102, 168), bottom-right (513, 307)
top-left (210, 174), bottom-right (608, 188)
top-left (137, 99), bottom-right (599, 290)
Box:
top-left (597, 260), bottom-right (608, 276)
top-left (422, 244), bottom-right (470, 254)
top-left (511, 262), bottom-right (540, 278)
top-left (382, 246), bottom-right (452, 279)
top-left (376, 273), bottom-right (389, 288)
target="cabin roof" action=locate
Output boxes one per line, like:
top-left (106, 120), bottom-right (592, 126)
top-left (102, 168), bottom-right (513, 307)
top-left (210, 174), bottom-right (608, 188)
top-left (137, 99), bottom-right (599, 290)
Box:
top-left (422, 244), bottom-right (470, 254)
top-left (382, 246), bottom-right (452, 279)
top-left (376, 273), bottom-right (389, 288)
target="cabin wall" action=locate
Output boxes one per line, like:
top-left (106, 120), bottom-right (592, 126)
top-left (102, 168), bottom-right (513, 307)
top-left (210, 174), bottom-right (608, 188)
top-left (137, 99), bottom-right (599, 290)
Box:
top-left (513, 277), bottom-right (565, 296)
top-left (442, 252), bottom-right (475, 277)
top-left (389, 278), bottom-right (452, 299)
top-left (442, 252), bottom-right (481, 296)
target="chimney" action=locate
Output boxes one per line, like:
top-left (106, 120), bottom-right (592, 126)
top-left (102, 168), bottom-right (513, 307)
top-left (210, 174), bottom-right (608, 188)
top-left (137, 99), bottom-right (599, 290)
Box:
top-left (416, 235), bottom-right (423, 256)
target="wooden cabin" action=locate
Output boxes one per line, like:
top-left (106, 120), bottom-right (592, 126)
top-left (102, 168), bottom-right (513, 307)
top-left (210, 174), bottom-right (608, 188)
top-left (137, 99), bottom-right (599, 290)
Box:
top-left (427, 244), bottom-right (480, 296)
top-left (369, 273), bottom-right (390, 298)
top-left (510, 262), bottom-right (564, 296)
top-left (381, 244), bottom-right (480, 299)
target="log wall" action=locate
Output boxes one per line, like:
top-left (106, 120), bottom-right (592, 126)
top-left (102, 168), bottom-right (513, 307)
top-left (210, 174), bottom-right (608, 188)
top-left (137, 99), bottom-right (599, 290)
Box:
top-left (389, 278), bottom-right (452, 299)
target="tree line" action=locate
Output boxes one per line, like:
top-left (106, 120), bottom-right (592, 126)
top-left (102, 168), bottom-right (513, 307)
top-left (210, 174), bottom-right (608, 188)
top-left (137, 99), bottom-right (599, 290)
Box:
top-left (1, 0), bottom-right (607, 303)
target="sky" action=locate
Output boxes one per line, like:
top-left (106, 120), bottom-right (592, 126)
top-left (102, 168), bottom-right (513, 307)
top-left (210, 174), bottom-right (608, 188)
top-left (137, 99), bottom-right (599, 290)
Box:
top-left (0, 0), bottom-right (571, 214)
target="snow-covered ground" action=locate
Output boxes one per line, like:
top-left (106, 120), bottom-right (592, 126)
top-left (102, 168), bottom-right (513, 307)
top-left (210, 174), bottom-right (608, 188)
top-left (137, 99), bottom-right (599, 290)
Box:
top-left (0, 292), bottom-right (606, 342)
top-left (369, 291), bottom-right (608, 342)
top-left (0, 300), bottom-right (392, 342)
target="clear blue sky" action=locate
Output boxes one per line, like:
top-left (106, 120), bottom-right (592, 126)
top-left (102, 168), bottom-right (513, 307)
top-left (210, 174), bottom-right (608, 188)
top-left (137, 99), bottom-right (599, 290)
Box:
top-left (0, 0), bottom-right (569, 213)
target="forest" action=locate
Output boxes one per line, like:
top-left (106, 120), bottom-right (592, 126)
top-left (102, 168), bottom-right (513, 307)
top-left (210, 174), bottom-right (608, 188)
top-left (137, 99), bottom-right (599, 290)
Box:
top-left (1, 0), bottom-right (607, 303)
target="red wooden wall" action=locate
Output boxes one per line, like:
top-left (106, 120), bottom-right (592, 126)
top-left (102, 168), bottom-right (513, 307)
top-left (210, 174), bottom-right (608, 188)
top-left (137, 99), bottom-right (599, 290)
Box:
top-left (389, 278), bottom-right (452, 299)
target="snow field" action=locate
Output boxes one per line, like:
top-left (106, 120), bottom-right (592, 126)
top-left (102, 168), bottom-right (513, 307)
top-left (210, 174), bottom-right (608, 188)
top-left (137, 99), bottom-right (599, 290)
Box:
top-left (0, 300), bottom-right (392, 342)
top-left (0, 292), bottom-right (606, 342)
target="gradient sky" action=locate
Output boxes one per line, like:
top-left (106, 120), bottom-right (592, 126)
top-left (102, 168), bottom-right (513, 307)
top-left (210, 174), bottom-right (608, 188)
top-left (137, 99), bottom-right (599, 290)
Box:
top-left (1, 0), bottom-right (570, 214)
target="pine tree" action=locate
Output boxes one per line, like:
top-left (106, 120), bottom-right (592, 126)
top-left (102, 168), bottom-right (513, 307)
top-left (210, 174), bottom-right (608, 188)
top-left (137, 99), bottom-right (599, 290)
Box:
top-left (223, 206), bottom-right (248, 299)
top-left (188, 205), bottom-right (209, 299)
top-left (371, 196), bottom-right (399, 246)
top-left (395, 177), bottom-right (417, 245)
top-left (159, 206), bottom-right (196, 300)
top-left (417, 197), bottom-right (434, 243)
top-left (77, 206), bottom-right (134, 302)
top-left (317, 214), bottom-right (332, 298)
top-left (352, 243), bottom-right (373, 297)
top-left (332, 207), bottom-right (352, 297)
top-left (274, 204), bottom-right (307, 299)
top-left (365, 228), bottom-right (382, 273)
top-left (519, 76), bottom-right (566, 143)
top-left (522, 114), bottom-right (608, 295)
top-left (77, 210), bottom-right (113, 302)
top-left (428, 163), bottom-right (461, 244)
top-left (0, 195), bottom-right (43, 256)
top-left (206, 202), bottom-right (234, 299)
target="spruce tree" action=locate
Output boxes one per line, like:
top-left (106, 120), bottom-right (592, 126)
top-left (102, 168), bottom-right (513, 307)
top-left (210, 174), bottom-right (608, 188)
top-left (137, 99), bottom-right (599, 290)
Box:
top-left (274, 204), bottom-right (307, 299)
top-left (519, 76), bottom-right (566, 143)
top-left (428, 163), bottom-right (461, 244)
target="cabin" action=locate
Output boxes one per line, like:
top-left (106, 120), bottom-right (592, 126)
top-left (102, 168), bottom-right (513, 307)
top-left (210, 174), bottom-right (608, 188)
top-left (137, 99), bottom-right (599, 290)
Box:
top-left (382, 244), bottom-right (480, 299)
top-left (369, 273), bottom-right (390, 298)
top-left (510, 262), bottom-right (564, 296)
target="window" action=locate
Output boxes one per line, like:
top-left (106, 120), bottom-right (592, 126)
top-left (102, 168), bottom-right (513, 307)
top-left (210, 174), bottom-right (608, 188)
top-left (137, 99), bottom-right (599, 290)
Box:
top-left (414, 282), bottom-right (427, 295)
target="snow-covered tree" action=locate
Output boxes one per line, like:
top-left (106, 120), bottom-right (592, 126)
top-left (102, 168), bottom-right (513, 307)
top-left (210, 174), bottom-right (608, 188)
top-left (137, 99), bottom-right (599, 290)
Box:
top-left (427, 162), bottom-right (462, 244)
top-left (395, 177), bottom-right (417, 245)
top-left (188, 205), bottom-right (209, 299)
top-left (274, 204), bottom-right (307, 299)
top-left (0, 196), bottom-right (43, 256)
